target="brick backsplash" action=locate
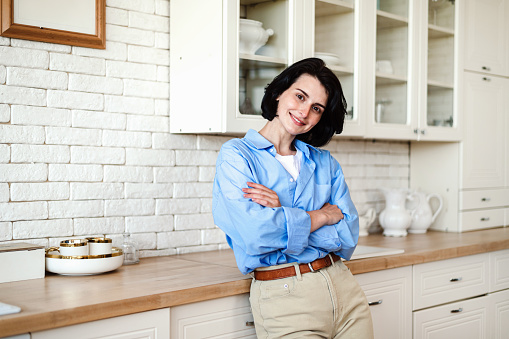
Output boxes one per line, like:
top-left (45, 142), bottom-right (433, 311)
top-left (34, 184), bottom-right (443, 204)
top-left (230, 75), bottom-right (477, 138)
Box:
top-left (0, 0), bottom-right (409, 257)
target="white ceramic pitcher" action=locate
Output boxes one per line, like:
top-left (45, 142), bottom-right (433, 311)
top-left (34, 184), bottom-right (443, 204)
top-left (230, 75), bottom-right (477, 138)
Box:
top-left (379, 188), bottom-right (418, 237)
top-left (408, 191), bottom-right (443, 234)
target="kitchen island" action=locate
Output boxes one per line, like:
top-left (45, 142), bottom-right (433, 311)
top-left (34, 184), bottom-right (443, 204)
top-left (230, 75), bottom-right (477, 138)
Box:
top-left (1, 227), bottom-right (508, 337)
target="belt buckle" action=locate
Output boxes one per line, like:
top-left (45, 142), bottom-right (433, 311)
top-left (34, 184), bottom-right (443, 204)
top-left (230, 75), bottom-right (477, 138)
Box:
top-left (308, 262), bottom-right (316, 273)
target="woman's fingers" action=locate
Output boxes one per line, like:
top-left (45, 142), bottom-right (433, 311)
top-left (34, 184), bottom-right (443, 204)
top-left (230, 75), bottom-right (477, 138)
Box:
top-left (242, 182), bottom-right (281, 208)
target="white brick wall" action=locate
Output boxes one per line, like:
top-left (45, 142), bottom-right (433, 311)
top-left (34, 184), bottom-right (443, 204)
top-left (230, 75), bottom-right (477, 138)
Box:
top-left (0, 0), bottom-right (410, 256)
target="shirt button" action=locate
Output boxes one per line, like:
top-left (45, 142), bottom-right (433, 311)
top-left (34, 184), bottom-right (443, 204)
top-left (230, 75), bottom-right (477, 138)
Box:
top-left (270, 149), bottom-right (274, 152)
top-left (290, 178), bottom-right (294, 182)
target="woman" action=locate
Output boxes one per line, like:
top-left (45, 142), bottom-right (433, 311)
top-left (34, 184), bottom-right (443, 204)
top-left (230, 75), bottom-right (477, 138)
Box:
top-left (212, 58), bottom-right (373, 338)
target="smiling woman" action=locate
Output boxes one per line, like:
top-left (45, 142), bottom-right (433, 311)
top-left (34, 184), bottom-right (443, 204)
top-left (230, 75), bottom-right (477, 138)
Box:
top-left (213, 57), bottom-right (374, 338)
top-left (0, 0), bottom-right (105, 49)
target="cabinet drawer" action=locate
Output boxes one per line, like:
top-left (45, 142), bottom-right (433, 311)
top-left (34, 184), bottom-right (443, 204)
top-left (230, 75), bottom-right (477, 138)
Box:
top-left (170, 294), bottom-right (256, 338)
top-left (460, 189), bottom-right (509, 210)
top-left (459, 209), bottom-right (505, 231)
top-left (355, 266), bottom-right (412, 339)
top-left (413, 295), bottom-right (489, 339)
top-left (413, 254), bottom-right (489, 310)
top-left (490, 249), bottom-right (509, 292)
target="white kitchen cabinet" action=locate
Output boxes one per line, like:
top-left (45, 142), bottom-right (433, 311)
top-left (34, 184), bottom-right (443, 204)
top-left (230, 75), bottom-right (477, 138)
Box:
top-left (489, 249), bottom-right (509, 293)
top-left (463, 0), bottom-right (509, 77)
top-left (170, 294), bottom-right (256, 338)
top-left (354, 266), bottom-right (412, 339)
top-left (410, 73), bottom-right (509, 232)
top-left (170, 0), bottom-right (462, 142)
top-left (413, 294), bottom-right (489, 339)
top-left (31, 308), bottom-right (169, 339)
top-left (488, 288), bottom-right (509, 339)
top-left (364, 0), bottom-right (461, 141)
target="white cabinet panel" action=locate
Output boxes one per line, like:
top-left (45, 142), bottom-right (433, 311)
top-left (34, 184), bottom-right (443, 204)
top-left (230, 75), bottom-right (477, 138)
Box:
top-left (463, 0), bottom-right (509, 76)
top-left (413, 295), bottom-right (489, 339)
top-left (355, 266), bottom-right (412, 339)
top-left (489, 249), bottom-right (509, 292)
top-left (488, 289), bottom-right (509, 339)
top-left (31, 308), bottom-right (170, 339)
top-left (462, 72), bottom-right (507, 189)
top-left (170, 294), bottom-right (256, 339)
top-left (459, 208), bottom-right (505, 232)
top-left (460, 189), bottom-right (509, 210)
top-left (413, 253), bottom-right (489, 310)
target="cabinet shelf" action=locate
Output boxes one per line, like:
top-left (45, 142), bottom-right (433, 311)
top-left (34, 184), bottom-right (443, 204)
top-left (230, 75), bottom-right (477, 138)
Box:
top-left (428, 79), bottom-right (453, 90)
top-left (239, 54), bottom-right (287, 69)
top-left (377, 10), bottom-right (408, 29)
top-left (315, 0), bottom-right (354, 16)
top-left (376, 72), bottom-right (407, 85)
top-left (428, 25), bottom-right (454, 39)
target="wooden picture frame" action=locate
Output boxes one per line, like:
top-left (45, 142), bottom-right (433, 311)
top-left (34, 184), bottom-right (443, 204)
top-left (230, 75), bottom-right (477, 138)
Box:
top-left (0, 0), bottom-right (105, 49)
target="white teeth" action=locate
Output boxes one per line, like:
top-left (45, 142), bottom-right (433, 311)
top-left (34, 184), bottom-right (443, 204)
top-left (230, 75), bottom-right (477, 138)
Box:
top-left (291, 114), bottom-right (303, 125)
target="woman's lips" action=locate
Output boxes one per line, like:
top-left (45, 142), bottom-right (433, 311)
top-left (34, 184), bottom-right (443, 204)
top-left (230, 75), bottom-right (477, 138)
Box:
top-left (290, 113), bottom-right (304, 126)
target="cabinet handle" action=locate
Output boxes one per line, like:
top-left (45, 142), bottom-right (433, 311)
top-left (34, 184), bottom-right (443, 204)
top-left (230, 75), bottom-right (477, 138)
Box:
top-left (413, 129), bottom-right (419, 134)
top-left (481, 66), bottom-right (491, 71)
top-left (481, 217), bottom-right (490, 222)
top-left (420, 129), bottom-right (426, 135)
top-left (450, 307), bottom-right (463, 313)
top-left (246, 321), bottom-right (255, 327)
top-left (368, 299), bottom-right (383, 306)
top-left (481, 197), bottom-right (491, 202)
top-left (450, 277), bottom-right (462, 282)
top-left (482, 77), bottom-right (491, 82)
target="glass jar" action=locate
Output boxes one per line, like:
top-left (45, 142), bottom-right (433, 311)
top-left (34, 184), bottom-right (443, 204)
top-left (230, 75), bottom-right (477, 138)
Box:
top-left (121, 232), bottom-right (139, 265)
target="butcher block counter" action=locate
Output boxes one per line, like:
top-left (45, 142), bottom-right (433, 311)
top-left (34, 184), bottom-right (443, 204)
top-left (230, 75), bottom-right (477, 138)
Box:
top-left (1, 227), bottom-right (509, 337)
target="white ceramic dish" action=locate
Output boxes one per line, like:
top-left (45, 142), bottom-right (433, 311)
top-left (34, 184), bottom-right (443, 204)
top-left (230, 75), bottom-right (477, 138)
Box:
top-left (45, 247), bottom-right (124, 276)
top-left (315, 52), bottom-right (341, 66)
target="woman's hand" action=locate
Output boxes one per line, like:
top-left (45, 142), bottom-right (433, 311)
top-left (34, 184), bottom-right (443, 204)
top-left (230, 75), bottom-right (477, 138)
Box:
top-left (242, 182), bottom-right (281, 208)
top-left (307, 203), bottom-right (344, 232)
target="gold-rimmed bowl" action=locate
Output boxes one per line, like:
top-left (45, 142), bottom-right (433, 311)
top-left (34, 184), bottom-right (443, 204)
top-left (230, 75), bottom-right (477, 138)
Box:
top-left (45, 247), bottom-right (124, 275)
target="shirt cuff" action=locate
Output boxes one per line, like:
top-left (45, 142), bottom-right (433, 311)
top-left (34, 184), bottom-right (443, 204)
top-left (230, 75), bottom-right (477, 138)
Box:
top-left (282, 206), bottom-right (311, 255)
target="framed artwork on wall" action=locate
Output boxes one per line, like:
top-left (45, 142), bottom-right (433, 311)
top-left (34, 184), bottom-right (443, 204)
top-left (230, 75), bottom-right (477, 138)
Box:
top-left (0, 0), bottom-right (105, 49)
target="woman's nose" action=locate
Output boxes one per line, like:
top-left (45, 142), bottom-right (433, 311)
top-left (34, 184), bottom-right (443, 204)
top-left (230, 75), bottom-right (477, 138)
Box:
top-left (299, 103), bottom-right (312, 118)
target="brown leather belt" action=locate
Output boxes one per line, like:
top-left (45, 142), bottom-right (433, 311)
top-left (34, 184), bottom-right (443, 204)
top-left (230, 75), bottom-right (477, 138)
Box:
top-left (253, 253), bottom-right (341, 281)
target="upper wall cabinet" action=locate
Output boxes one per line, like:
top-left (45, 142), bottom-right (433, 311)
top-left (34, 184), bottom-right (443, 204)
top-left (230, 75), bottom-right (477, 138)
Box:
top-left (169, 0), bottom-right (462, 142)
top-left (364, 0), bottom-right (460, 141)
top-left (463, 0), bottom-right (509, 77)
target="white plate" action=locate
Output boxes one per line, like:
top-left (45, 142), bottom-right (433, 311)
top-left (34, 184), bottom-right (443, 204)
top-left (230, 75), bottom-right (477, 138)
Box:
top-left (45, 247), bottom-right (124, 276)
top-left (315, 52), bottom-right (341, 66)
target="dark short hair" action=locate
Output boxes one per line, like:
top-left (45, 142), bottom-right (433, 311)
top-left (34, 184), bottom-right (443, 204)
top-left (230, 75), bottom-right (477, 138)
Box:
top-left (261, 57), bottom-right (347, 147)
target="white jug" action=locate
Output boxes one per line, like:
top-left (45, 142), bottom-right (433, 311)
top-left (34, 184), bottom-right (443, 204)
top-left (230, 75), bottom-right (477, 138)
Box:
top-left (359, 208), bottom-right (376, 237)
top-left (379, 188), bottom-right (417, 237)
top-left (408, 191), bottom-right (443, 234)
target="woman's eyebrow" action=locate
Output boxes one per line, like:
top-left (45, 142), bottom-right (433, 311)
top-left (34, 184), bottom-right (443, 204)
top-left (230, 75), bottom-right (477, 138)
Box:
top-left (297, 88), bottom-right (326, 109)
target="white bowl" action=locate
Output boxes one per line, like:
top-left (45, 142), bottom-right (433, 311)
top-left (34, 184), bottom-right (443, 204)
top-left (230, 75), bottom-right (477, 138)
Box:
top-left (239, 19), bottom-right (274, 55)
top-left (45, 247), bottom-right (124, 276)
top-left (315, 52), bottom-right (341, 66)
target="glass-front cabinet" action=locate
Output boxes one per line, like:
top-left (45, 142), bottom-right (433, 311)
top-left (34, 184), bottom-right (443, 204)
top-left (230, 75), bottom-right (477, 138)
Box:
top-left (170, 0), bottom-right (461, 141)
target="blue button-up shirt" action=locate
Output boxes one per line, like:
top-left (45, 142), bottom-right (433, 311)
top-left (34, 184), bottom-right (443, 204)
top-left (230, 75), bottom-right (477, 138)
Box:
top-left (212, 129), bottom-right (359, 274)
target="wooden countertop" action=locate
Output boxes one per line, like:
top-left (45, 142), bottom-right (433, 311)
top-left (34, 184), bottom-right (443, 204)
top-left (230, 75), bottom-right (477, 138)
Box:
top-left (1, 228), bottom-right (509, 337)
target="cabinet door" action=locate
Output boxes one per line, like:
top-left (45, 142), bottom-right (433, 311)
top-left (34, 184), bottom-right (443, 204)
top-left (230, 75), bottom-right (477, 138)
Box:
top-left (488, 289), bottom-right (509, 339)
top-left (417, 0), bottom-right (460, 141)
top-left (364, 0), bottom-right (418, 140)
top-left (31, 308), bottom-right (170, 339)
top-left (170, 294), bottom-right (256, 338)
top-left (489, 249), bottom-right (509, 292)
top-left (461, 72), bottom-right (507, 189)
top-left (355, 266), bottom-right (412, 339)
top-left (413, 253), bottom-right (489, 310)
top-left (413, 295), bottom-right (489, 339)
top-left (463, 0), bottom-right (509, 76)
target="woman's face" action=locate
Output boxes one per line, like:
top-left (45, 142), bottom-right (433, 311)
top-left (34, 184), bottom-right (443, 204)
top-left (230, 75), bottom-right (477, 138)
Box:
top-left (276, 74), bottom-right (328, 137)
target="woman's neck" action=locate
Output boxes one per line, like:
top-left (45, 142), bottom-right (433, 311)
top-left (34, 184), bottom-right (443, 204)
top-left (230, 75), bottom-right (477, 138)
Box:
top-left (259, 120), bottom-right (297, 156)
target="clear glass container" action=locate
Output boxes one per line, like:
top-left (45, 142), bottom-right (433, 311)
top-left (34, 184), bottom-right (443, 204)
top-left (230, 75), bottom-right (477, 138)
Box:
top-left (121, 232), bottom-right (139, 265)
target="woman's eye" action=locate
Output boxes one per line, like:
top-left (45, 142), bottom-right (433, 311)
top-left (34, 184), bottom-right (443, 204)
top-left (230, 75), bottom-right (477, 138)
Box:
top-left (313, 106), bottom-right (322, 113)
top-left (296, 94), bottom-right (304, 101)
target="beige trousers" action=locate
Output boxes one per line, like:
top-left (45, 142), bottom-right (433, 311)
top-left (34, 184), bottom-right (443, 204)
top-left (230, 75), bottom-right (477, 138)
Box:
top-left (250, 259), bottom-right (374, 339)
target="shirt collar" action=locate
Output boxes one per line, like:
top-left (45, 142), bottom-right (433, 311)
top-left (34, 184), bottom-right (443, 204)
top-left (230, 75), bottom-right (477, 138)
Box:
top-left (244, 129), bottom-right (322, 158)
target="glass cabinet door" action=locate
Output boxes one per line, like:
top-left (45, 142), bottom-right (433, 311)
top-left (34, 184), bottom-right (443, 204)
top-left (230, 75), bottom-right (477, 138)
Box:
top-left (374, 0), bottom-right (410, 126)
top-left (238, 0), bottom-right (289, 117)
top-left (422, 0), bottom-right (458, 140)
top-left (314, 0), bottom-right (364, 137)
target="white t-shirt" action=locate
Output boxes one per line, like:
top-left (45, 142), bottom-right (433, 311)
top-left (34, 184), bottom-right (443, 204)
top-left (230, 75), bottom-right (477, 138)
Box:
top-left (274, 149), bottom-right (302, 181)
